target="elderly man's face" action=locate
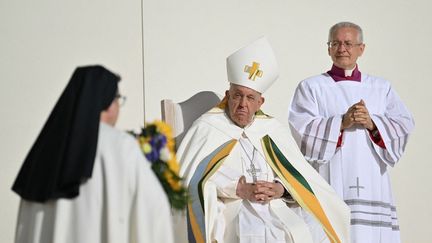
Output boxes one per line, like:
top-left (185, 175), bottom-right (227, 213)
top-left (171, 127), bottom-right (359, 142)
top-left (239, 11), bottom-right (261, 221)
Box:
top-left (328, 27), bottom-right (365, 70)
top-left (226, 84), bottom-right (264, 127)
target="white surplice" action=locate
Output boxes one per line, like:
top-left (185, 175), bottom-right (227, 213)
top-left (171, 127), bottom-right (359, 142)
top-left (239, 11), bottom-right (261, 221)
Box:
top-left (177, 106), bottom-right (350, 243)
top-left (14, 122), bottom-right (174, 243)
top-left (288, 73), bottom-right (415, 243)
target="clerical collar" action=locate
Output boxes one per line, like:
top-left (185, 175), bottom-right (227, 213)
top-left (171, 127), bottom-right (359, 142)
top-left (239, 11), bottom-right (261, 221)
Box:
top-left (327, 64), bottom-right (361, 82)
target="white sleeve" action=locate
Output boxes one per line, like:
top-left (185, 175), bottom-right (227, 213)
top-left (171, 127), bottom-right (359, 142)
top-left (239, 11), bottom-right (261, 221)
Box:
top-left (288, 81), bottom-right (341, 163)
top-left (370, 86), bottom-right (415, 167)
top-left (208, 164), bottom-right (241, 199)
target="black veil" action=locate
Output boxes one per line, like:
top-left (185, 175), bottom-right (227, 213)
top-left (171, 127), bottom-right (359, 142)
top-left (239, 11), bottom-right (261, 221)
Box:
top-left (12, 65), bottom-right (120, 202)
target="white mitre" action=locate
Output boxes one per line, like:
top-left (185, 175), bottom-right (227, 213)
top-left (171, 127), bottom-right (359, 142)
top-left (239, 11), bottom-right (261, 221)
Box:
top-left (226, 36), bottom-right (279, 94)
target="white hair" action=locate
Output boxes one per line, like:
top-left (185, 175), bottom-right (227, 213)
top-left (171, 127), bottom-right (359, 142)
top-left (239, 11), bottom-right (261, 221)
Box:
top-left (328, 21), bottom-right (364, 43)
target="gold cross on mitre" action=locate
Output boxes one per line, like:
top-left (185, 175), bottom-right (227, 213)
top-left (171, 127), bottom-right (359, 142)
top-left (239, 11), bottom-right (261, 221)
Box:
top-left (244, 62), bottom-right (263, 81)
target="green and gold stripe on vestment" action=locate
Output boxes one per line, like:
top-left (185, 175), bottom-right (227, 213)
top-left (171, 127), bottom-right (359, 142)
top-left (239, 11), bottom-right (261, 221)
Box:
top-left (261, 135), bottom-right (341, 243)
top-left (186, 139), bottom-right (237, 243)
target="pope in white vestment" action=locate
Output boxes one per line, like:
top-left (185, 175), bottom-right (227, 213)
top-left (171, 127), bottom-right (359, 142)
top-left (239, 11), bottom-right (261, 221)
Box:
top-left (288, 22), bottom-right (415, 243)
top-left (177, 37), bottom-right (350, 243)
top-left (12, 66), bottom-right (174, 243)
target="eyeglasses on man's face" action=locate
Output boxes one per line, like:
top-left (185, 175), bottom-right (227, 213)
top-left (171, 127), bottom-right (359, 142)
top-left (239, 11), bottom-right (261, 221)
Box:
top-left (115, 94), bottom-right (127, 106)
top-left (327, 41), bottom-right (362, 50)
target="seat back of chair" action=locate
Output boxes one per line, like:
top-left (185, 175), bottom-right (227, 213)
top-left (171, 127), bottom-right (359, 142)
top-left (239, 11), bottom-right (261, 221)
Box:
top-left (161, 91), bottom-right (222, 150)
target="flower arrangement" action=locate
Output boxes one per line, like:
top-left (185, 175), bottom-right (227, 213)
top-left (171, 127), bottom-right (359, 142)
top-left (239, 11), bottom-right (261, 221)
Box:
top-left (133, 120), bottom-right (188, 210)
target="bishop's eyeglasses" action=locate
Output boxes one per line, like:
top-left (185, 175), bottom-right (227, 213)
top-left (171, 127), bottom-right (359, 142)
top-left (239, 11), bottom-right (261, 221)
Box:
top-left (327, 41), bottom-right (362, 50)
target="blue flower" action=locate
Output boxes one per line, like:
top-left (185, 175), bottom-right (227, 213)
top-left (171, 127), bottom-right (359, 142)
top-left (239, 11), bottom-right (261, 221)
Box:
top-left (145, 134), bottom-right (167, 162)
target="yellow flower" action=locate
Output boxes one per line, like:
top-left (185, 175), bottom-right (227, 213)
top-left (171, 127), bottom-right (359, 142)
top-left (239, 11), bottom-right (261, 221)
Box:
top-left (138, 136), bottom-right (151, 145)
top-left (166, 139), bottom-right (175, 151)
top-left (154, 120), bottom-right (173, 138)
top-left (153, 120), bottom-right (177, 151)
top-left (167, 155), bottom-right (179, 174)
top-left (142, 143), bottom-right (152, 154)
top-left (164, 170), bottom-right (182, 191)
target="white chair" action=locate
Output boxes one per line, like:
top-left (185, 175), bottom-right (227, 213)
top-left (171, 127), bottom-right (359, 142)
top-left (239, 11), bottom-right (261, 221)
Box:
top-left (161, 91), bottom-right (222, 150)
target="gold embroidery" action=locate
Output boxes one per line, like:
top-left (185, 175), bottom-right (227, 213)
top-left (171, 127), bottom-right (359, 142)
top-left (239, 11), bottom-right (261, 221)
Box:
top-left (244, 62), bottom-right (263, 81)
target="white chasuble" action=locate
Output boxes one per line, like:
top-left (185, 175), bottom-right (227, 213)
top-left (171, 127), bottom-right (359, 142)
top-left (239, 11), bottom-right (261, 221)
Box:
top-left (209, 135), bottom-right (307, 243)
top-left (14, 123), bottom-right (174, 243)
top-left (178, 105), bottom-right (350, 243)
top-left (289, 73), bottom-right (415, 243)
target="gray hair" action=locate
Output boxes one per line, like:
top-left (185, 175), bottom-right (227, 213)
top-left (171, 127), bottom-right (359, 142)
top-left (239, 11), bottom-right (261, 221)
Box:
top-left (328, 22), bottom-right (363, 43)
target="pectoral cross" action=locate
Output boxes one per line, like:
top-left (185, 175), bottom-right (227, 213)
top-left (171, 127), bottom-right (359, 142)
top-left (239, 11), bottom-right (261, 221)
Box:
top-left (349, 177), bottom-right (365, 197)
top-left (244, 62), bottom-right (263, 81)
top-left (246, 162), bottom-right (261, 183)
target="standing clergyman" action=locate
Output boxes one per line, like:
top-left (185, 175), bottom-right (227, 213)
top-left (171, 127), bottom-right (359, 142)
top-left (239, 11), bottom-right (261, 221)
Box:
top-left (288, 22), bottom-right (415, 243)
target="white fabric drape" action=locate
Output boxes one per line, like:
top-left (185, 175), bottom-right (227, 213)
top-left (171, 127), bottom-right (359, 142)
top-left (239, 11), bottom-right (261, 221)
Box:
top-left (14, 123), bottom-right (174, 243)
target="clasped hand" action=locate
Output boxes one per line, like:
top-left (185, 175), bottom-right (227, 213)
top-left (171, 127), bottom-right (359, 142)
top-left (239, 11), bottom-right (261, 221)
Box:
top-left (235, 176), bottom-right (285, 204)
top-left (341, 99), bottom-right (376, 131)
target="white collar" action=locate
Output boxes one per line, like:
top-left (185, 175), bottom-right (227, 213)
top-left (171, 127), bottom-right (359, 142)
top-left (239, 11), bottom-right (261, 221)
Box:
top-left (344, 67), bottom-right (355, 77)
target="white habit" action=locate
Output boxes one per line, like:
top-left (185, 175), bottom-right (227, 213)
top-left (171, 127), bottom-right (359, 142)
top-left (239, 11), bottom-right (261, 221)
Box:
top-left (288, 73), bottom-right (415, 243)
top-left (14, 122), bottom-right (174, 243)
